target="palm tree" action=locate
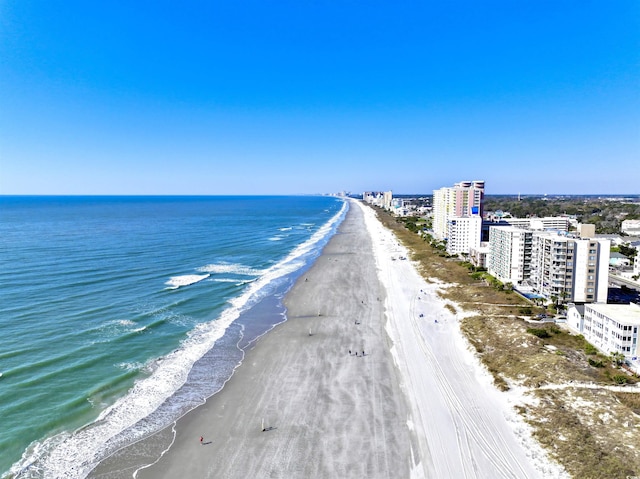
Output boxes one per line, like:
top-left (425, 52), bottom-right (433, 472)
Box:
top-left (610, 351), bottom-right (626, 368)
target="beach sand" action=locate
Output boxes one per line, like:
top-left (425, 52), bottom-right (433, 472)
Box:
top-left (91, 199), bottom-right (564, 479)
top-left (91, 200), bottom-right (416, 478)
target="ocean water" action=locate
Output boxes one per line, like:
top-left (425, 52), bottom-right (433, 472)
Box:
top-left (0, 195), bottom-right (346, 478)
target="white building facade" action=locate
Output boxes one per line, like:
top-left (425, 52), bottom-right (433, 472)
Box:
top-left (446, 216), bottom-right (482, 255)
top-left (487, 226), bottom-right (533, 285)
top-left (567, 303), bottom-right (640, 359)
top-left (485, 216), bottom-right (570, 232)
top-left (622, 219), bottom-right (640, 236)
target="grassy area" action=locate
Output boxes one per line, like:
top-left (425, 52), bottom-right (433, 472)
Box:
top-left (371, 205), bottom-right (640, 479)
top-left (526, 388), bottom-right (639, 479)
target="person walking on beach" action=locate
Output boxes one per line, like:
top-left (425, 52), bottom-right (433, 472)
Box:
top-left (200, 436), bottom-right (203, 445)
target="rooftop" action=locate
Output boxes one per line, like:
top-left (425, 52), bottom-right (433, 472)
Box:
top-left (588, 303), bottom-right (640, 323)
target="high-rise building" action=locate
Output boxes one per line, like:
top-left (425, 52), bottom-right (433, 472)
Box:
top-left (446, 216), bottom-right (482, 255)
top-left (487, 226), bottom-right (533, 285)
top-left (529, 233), bottom-right (610, 303)
top-left (433, 180), bottom-right (484, 244)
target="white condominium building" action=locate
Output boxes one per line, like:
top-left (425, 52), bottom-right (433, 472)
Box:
top-left (446, 216), bottom-right (482, 255)
top-left (487, 226), bottom-right (533, 285)
top-left (530, 233), bottom-right (610, 303)
top-left (567, 303), bottom-right (640, 359)
top-left (486, 216), bottom-right (570, 232)
top-left (433, 180), bottom-right (484, 241)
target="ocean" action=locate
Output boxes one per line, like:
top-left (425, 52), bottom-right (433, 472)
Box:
top-left (0, 195), bottom-right (346, 478)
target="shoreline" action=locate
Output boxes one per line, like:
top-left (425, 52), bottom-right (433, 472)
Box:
top-left (90, 198), bottom-right (415, 478)
top-left (90, 199), bottom-right (564, 479)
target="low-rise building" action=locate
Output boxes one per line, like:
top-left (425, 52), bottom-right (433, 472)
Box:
top-left (622, 219), bottom-right (640, 236)
top-left (610, 252), bottom-right (631, 268)
top-left (567, 302), bottom-right (640, 359)
top-left (469, 242), bottom-right (490, 269)
top-left (484, 216), bottom-right (570, 232)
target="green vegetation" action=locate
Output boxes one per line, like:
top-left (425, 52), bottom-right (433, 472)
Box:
top-left (584, 343), bottom-right (598, 355)
top-left (527, 328), bottom-right (550, 338)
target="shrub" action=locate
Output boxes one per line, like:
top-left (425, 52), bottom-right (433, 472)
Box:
top-left (527, 328), bottom-right (550, 338)
top-left (612, 375), bottom-right (629, 384)
top-left (584, 343), bottom-right (598, 355)
top-left (519, 307), bottom-right (533, 315)
top-left (588, 358), bottom-right (604, 368)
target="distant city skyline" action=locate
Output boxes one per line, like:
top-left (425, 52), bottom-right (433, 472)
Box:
top-left (1, 2), bottom-right (638, 195)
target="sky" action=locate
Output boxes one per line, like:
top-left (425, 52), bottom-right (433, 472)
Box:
top-left (0, 1), bottom-right (638, 195)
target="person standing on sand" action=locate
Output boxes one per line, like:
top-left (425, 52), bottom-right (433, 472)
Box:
top-left (200, 436), bottom-right (203, 444)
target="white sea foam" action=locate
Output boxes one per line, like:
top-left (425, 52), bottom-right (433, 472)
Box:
top-left (197, 263), bottom-right (262, 276)
top-left (164, 274), bottom-right (210, 289)
top-left (116, 362), bottom-right (145, 372)
top-left (278, 227), bottom-right (292, 231)
top-left (209, 278), bottom-right (255, 286)
top-left (269, 236), bottom-right (284, 241)
top-left (6, 200), bottom-right (348, 479)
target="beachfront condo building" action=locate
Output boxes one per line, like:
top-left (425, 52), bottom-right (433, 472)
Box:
top-left (529, 233), bottom-right (610, 303)
top-left (487, 226), bottom-right (533, 285)
top-left (446, 215), bottom-right (482, 255)
top-left (433, 180), bottom-right (484, 242)
top-left (567, 302), bottom-right (640, 360)
top-left (433, 181), bottom-right (484, 256)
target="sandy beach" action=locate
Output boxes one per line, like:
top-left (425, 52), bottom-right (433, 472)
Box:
top-left (91, 199), bottom-right (566, 479)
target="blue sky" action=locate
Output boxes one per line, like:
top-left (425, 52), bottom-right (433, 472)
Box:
top-left (1, 1), bottom-right (638, 195)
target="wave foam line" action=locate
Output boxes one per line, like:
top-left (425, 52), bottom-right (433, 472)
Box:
top-left (196, 263), bottom-right (263, 276)
top-left (164, 274), bottom-right (210, 290)
top-left (7, 199), bottom-right (348, 479)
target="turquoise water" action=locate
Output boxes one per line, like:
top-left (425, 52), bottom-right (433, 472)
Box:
top-left (0, 196), bottom-right (345, 478)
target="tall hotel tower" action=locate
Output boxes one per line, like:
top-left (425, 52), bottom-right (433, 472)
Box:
top-left (433, 180), bottom-right (485, 243)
